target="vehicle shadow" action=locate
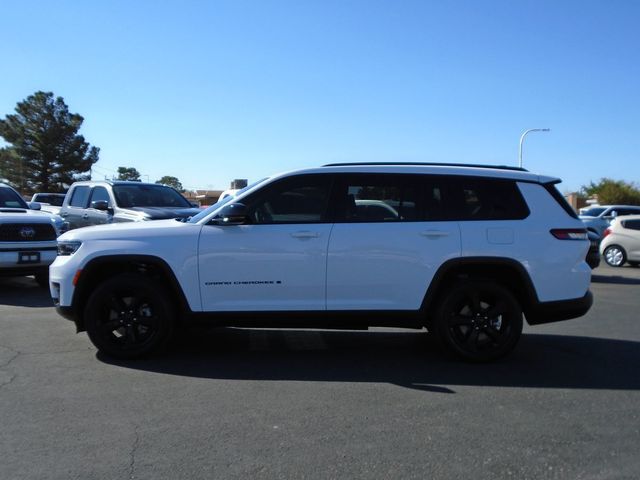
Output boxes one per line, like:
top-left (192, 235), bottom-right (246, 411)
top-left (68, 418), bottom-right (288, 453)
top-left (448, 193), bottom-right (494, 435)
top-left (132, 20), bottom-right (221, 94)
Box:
top-left (591, 274), bottom-right (640, 285)
top-left (98, 329), bottom-right (640, 393)
top-left (0, 278), bottom-right (54, 308)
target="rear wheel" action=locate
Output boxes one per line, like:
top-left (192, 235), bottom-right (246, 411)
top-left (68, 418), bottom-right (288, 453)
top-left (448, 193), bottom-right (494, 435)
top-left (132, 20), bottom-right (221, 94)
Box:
top-left (434, 281), bottom-right (523, 362)
top-left (84, 273), bottom-right (175, 359)
top-left (603, 245), bottom-right (626, 267)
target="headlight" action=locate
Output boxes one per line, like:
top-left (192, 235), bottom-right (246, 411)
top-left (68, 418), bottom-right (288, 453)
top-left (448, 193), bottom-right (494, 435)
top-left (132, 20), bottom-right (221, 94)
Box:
top-left (57, 241), bottom-right (82, 256)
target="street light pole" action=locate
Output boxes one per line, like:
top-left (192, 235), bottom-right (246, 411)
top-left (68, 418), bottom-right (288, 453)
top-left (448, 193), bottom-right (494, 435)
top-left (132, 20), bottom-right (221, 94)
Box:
top-left (519, 128), bottom-right (550, 168)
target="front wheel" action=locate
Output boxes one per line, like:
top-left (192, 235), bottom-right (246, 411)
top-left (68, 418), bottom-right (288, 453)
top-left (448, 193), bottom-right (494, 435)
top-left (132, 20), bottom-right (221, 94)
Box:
top-left (84, 273), bottom-right (175, 359)
top-left (603, 245), bottom-right (626, 267)
top-left (434, 281), bottom-right (523, 362)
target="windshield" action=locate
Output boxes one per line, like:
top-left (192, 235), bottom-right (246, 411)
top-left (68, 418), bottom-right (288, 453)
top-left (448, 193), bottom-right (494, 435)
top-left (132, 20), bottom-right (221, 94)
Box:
top-left (188, 178), bottom-right (269, 223)
top-left (580, 207), bottom-right (607, 217)
top-left (0, 187), bottom-right (29, 209)
top-left (113, 184), bottom-right (192, 208)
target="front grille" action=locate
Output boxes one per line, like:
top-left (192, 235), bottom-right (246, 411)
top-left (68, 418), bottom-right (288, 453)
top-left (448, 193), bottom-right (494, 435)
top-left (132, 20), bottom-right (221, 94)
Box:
top-left (0, 223), bottom-right (56, 242)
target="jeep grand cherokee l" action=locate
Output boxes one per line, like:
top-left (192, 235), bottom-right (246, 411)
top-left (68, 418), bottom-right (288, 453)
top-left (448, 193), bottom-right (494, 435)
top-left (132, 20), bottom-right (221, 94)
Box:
top-left (50, 163), bottom-right (592, 361)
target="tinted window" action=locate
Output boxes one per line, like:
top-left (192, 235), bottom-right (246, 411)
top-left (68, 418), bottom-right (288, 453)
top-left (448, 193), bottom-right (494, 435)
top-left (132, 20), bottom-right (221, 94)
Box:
top-left (89, 187), bottom-right (110, 205)
top-left (0, 187), bottom-right (28, 208)
top-left (245, 175), bottom-right (332, 224)
top-left (69, 186), bottom-right (90, 207)
top-left (334, 174), bottom-right (423, 222)
top-left (448, 177), bottom-right (529, 221)
top-left (617, 208), bottom-right (640, 216)
top-left (113, 185), bottom-right (191, 208)
top-left (581, 207), bottom-right (606, 217)
top-left (34, 194), bottom-right (65, 206)
top-left (622, 219), bottom-right (640, 231)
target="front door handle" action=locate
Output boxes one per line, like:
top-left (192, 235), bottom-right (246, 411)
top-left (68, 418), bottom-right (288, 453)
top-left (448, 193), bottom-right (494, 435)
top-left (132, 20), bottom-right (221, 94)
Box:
top-left (291, 231), bottom-right (320, 239)
top-left (82, 214), bottom-right (89, 220)
top-left (420, 230), bottom-right (450, 238)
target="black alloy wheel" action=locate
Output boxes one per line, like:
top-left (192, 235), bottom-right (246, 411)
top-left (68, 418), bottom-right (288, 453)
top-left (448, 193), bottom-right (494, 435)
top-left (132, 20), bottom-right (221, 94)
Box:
top-left (84, 273), bottom-right (175, 359)
top-left (435, 281), bottom-right (523, 362)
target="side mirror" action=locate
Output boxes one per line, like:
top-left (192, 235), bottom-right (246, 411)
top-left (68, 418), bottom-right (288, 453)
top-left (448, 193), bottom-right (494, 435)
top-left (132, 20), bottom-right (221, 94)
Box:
top-left (28, 202), bottom-right (41, 210)
top-left (213, 203), bottom-right (248, 226)
top-left (91, 200), bottom-right (111, 212)
top-left (190, 202), bottom-right (199, 208)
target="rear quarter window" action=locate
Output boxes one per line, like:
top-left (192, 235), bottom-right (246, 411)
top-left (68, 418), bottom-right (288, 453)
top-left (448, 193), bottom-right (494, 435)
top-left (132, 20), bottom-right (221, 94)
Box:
top-left (447, 177), bottom-right (530, 221)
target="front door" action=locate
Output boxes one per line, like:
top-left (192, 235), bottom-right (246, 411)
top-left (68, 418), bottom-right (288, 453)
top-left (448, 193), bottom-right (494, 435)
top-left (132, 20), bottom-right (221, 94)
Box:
top-left (198, 174), bottom-right (334, 312)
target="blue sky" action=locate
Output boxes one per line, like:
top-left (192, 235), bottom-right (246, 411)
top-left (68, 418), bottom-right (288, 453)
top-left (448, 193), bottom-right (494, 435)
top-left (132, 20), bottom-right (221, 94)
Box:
top-left (1, 0), bottom-right (638, 192)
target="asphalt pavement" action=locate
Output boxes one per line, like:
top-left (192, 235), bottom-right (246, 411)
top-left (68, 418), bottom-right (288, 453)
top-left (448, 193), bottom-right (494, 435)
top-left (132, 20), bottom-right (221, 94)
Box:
top-left (1, 264), bottom-right (639, 479)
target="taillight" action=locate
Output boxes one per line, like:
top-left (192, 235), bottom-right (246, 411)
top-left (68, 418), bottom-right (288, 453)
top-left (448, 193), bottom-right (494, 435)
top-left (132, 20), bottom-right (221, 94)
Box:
top-left (602, 228), bottom-right (612, 238)
top-left (550, 228), bottom-right (588, 240)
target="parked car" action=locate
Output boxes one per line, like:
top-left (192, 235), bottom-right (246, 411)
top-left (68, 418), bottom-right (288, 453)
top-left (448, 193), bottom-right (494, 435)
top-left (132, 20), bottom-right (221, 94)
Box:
top-left (58, 180), bottom-right (201, 230)
top-left (599, 215), bottom-right (640, 267)
top-left (1, 183), bottom-right (64, 287)
top-left (30, 192), bottom-right (66, 215)
top-left (50, 163), bottom-right (592, 362)
top-left (579, 205), bottom-right (640, 236)
top-left (586, 230), bottom-right (601, 269)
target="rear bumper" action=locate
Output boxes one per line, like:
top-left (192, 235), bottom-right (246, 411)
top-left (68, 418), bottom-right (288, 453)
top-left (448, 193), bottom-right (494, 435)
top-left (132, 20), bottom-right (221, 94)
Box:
top-left (526, 290), bottom-right (593, 325)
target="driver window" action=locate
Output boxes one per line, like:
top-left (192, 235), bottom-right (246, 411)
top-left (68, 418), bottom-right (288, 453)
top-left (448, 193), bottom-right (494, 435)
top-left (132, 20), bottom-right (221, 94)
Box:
top-left (89, 187), bottom-right (110, 206)
top-left (246, 175), bottom-right (331, 224)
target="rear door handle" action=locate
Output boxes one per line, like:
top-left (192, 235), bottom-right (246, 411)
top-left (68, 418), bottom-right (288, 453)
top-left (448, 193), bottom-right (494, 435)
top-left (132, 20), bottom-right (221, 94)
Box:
top-left (82, 214), bottom-right (89, 220)
top-left (420, 230), bottom-right (450, 238)
top-left (291, 231), bottom-right (320, 239)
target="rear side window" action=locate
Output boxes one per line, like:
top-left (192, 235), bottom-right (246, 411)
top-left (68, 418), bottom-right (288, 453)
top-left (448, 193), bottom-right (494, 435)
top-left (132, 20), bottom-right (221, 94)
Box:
top-left (448, 177), bottom-right (530, 221)
top-left (333, 174), bottom-right (422, 222)
top-left (69, 186), bottom-right (90, 208)
top-left (622, 219), bottom-right (640, 230)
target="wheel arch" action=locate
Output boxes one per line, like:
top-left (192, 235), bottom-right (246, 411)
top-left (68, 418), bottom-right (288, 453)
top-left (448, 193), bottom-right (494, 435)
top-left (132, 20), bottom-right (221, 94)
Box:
top-left (421, 257), bottom-right (540, 326)
top-left (71, 255), bottom-right (191, 331)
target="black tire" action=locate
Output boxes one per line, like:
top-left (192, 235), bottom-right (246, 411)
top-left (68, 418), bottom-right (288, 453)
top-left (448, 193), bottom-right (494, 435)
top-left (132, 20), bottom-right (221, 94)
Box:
top-left (603, 245), bottom-right (626, 267)
top-left (434, 281), bottom-right (523, 362)
top-left (84, 273), bottom-right (175, 359)
top-left (34, 269), bottom-right (49, 288)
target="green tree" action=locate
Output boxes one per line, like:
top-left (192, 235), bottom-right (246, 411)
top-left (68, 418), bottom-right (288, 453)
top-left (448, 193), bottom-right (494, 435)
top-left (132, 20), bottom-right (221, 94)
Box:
top-left (581, 178), bottom-right (640, 205)
top-left (0, 91), bottom-right (99, 193)
top-left (117, 166), bottom-right (141, 181)
top-left (155, 175), bottom-right (184, 192)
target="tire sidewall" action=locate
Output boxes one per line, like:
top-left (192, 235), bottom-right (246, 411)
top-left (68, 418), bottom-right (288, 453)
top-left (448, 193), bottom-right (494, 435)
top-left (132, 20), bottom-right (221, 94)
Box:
top-left (434, 281), bottom-right (523, 362)
top-left (604, 245), bottom-right (626, 267)
top-left (84, 273), bottom-right (175, 359)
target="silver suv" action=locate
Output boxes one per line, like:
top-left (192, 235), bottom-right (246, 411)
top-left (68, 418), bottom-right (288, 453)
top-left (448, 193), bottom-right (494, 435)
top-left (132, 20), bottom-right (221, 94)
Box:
top-left (51, 163), bottom-right (593, 361)
top-left (1, 183), bottom-right (63, 287)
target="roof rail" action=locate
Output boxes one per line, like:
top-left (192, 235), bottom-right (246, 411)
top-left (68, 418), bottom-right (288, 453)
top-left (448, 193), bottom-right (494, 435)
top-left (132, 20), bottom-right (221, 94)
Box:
top-left (321, 162), bottom-right (529, 172)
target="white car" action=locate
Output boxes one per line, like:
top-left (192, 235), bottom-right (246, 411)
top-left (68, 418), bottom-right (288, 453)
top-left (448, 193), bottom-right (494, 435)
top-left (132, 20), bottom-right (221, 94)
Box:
top-left (579, 205), bottom-right (640, 236)
top-left (50, 163), bottom-right (592, 361)
top-left (600, 215), bottom-right (640, 267)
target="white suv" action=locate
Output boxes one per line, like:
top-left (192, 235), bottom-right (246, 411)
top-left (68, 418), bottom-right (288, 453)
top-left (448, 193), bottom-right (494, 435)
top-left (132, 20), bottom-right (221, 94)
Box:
top-left (50, 163), bottom-right (593, 361)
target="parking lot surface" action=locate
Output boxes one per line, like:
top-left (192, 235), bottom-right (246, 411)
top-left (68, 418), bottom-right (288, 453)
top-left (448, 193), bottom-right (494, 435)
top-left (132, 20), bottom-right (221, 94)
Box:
top-left (1, 264), bottom-right (640, 479)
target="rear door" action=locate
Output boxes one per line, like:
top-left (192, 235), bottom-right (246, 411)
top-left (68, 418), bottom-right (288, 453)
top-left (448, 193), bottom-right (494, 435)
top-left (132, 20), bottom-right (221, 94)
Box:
top-left (326, 173), bottom-right (461, 311)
